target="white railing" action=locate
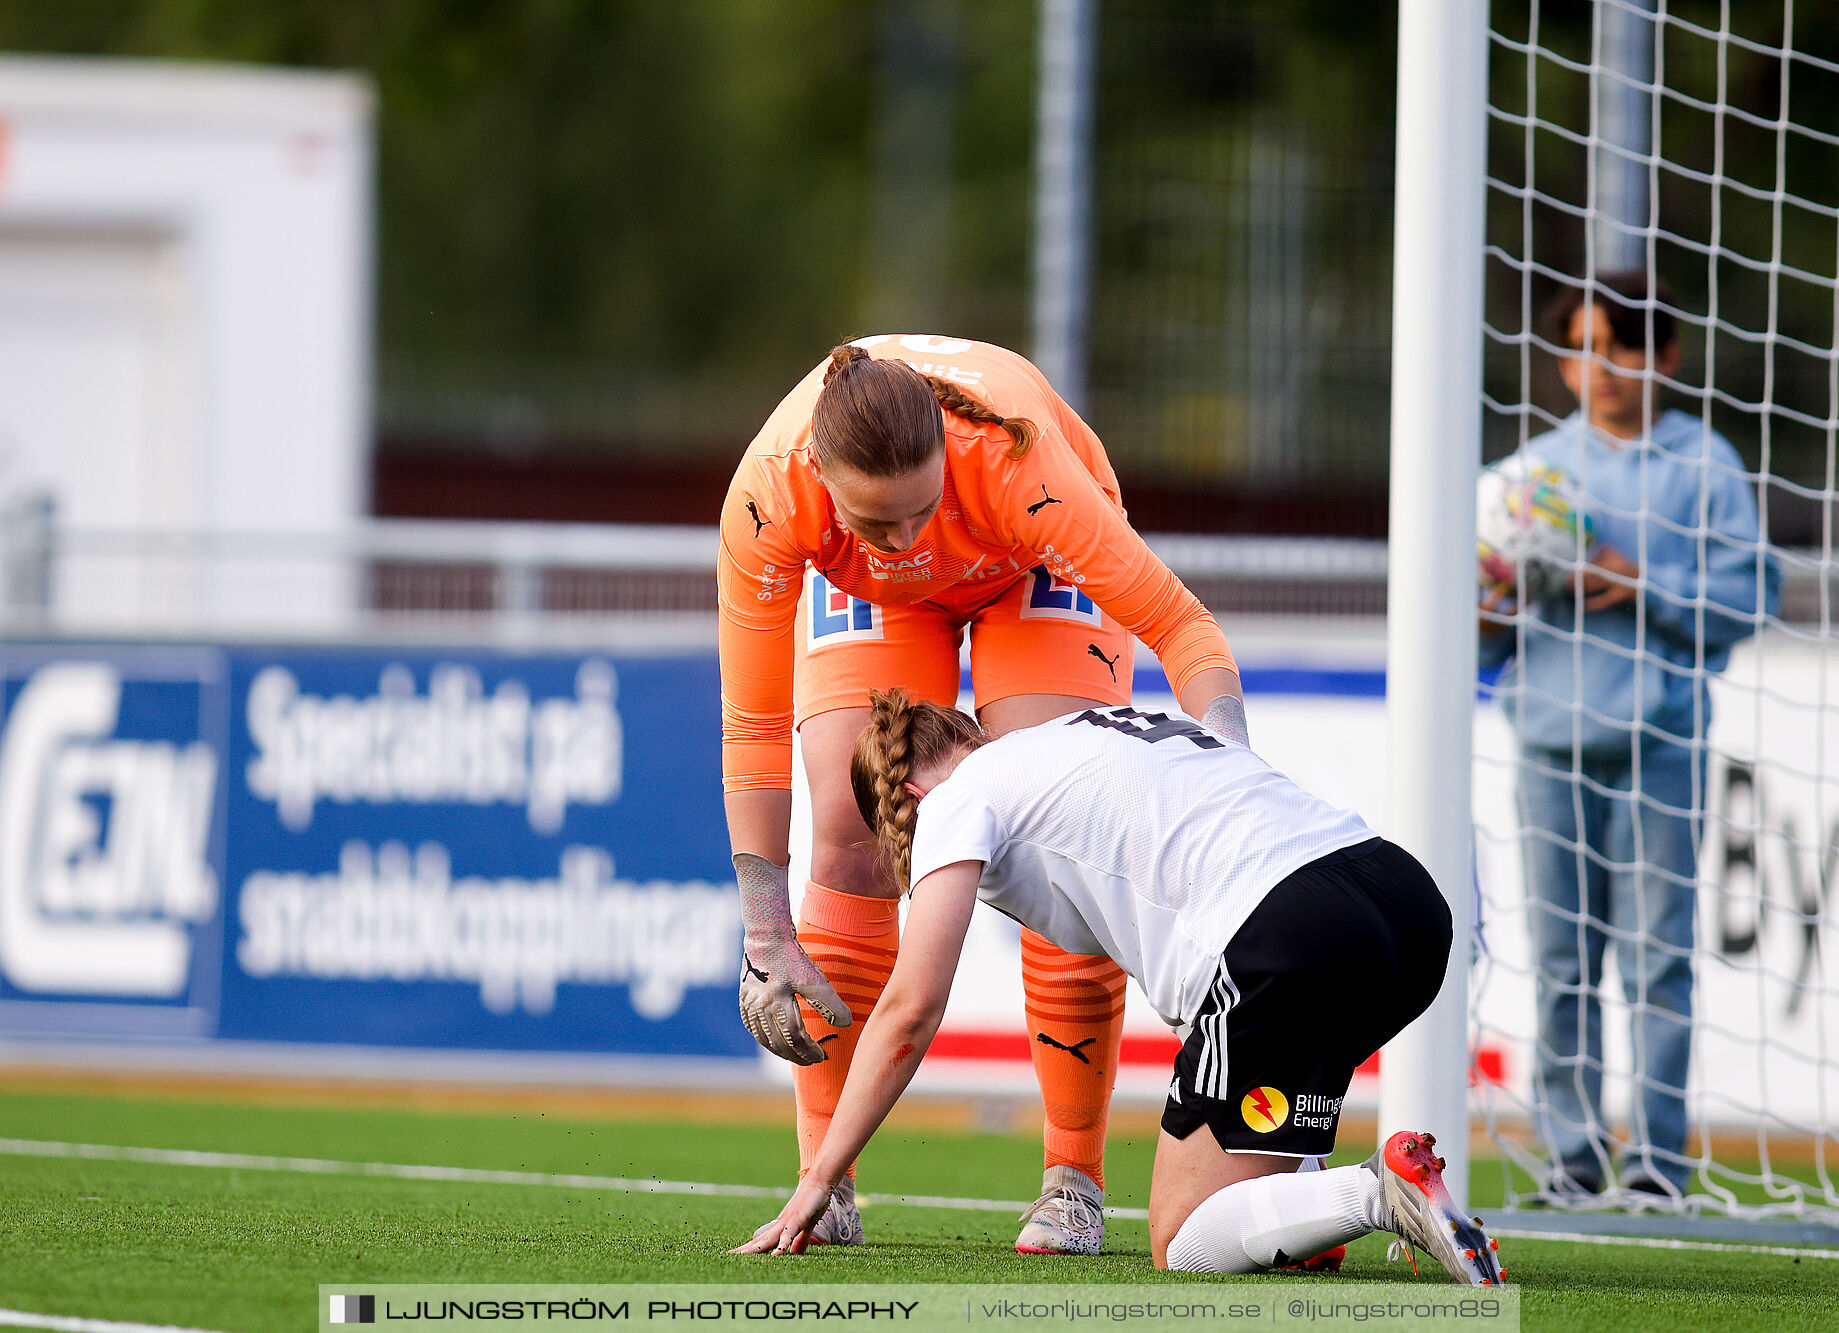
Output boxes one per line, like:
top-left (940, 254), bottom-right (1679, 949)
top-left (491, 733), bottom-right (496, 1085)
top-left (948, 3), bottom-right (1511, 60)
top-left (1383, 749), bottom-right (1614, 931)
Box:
top-left (0, 510), bottom-right (1398, 642)
top-left (1, 507), bottom-right (1828, 643)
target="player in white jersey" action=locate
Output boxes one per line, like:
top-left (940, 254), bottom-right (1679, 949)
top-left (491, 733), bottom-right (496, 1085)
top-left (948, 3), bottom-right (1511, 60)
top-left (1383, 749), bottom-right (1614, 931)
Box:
top-left (733, 691), bottom-right (1507, 1284)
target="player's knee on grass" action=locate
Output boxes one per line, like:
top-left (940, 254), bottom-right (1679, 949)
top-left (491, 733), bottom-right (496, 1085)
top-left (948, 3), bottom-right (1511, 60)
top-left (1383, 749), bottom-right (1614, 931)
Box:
top-left (1158, 1167), bottom-right (1383, 1276)
top-left (1148, 1199), bottom-right (1198, 1270)
top-left (1146, 1129), bottom-right (1287, 1269)
top-left (1159, 1187), bottom-right (1262, 1274)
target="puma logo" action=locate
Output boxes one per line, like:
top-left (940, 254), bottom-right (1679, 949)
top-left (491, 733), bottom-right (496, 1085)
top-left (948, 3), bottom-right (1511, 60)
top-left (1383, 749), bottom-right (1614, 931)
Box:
top-left (742, 954), bottom-right (769, 983)
top-left (1026, 484), bottom-right (1062, 516)
top-left (746, 500), bottom-right (772, 537)
top-left (1087, 644), bottom-right (1120, 681)
top-left (817, 1033), bottom-right (839, 1045)
top-left (1035, 1032), bottom-right (1098, 1065)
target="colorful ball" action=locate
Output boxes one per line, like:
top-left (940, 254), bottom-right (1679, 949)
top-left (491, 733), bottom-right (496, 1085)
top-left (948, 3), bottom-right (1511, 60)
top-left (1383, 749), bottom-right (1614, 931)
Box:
top-left (1476, 455), bottom-right (1594, 607)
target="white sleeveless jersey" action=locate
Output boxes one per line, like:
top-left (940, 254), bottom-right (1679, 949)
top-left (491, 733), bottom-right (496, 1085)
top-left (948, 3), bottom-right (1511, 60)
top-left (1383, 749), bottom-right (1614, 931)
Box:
top-left (907, 706), bottom-right (1376, 1026)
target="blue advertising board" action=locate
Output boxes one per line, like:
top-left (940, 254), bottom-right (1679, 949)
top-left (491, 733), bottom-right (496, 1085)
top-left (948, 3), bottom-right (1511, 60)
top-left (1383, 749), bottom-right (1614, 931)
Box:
top-left (0, 643), bottom-right (752, 1062)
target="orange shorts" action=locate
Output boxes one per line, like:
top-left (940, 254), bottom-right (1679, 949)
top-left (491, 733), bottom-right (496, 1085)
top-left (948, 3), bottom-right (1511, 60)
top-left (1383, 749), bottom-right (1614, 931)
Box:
top-left (793, 564), bottom-right (1134, 725)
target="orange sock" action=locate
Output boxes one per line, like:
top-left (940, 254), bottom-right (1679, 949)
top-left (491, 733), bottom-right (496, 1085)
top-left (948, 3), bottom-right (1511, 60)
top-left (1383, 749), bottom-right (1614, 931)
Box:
top-left (1021, 928), bottom-right (1126, 1190)
top-left (793, 881), bottom-right (901, 1179)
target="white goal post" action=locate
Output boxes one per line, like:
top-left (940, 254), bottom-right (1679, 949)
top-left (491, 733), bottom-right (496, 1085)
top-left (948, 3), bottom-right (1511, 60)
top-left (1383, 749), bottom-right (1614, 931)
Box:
top-left (1380, 0), bottom-right (1491, 1212)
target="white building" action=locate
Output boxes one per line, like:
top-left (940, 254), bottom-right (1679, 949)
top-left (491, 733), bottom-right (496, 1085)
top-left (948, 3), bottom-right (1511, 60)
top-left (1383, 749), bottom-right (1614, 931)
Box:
top-left (0, 55), bottom-right (372, 628)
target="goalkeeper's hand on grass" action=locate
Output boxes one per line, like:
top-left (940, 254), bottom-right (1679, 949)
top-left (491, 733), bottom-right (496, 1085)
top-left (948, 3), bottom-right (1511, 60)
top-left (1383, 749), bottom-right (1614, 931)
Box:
top-left (735, 853), bottom-right (852, 1065)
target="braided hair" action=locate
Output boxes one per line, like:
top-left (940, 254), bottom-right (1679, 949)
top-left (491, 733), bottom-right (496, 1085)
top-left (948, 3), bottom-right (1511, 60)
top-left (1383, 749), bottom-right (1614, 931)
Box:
top-left (849, 688), bottom-right (987, 890)
top-left (921, 373), bottom-right (1036, 461)
top-left (813, 344), bottom-right (1036, 478)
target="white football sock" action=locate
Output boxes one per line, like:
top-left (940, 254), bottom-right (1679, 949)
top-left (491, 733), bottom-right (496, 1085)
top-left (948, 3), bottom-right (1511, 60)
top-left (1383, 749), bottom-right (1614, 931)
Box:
top-left (1164, 1164), bottom-right (1388, 1274)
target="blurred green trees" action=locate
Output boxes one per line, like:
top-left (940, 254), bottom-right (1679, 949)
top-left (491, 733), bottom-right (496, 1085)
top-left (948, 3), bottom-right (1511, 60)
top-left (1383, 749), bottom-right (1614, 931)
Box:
top-left (0, 0), bottom-right (1396, 505)
top-left (4, 2), bottom-right (1837, 534)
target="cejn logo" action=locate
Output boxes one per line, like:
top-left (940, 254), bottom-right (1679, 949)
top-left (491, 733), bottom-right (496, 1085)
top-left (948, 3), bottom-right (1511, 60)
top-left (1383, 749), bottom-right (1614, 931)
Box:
top-left (0, 662), bottom-right (218, 997)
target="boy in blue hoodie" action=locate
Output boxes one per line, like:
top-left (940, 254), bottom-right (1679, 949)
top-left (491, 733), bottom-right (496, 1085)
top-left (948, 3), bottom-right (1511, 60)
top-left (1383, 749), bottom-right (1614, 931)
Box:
top-left (1479, 271), bottom-right (1779, 1200)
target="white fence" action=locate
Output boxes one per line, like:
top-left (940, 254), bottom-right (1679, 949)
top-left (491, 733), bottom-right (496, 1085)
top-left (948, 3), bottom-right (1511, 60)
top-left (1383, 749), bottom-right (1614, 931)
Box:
top-left (0, 509), bottom-right (1419, 642)
top-left (4, 507), bottom-right (1834, 643)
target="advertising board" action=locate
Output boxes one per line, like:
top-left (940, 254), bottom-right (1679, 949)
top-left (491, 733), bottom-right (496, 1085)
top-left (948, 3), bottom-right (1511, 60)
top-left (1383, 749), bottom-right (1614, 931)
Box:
top-left (0, 644), bottom-right (749, 1062)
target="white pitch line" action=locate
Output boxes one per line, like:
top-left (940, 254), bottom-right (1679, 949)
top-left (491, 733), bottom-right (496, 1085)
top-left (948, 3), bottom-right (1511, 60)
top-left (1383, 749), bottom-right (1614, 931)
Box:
top-left (0, 1137), bottom-right (788, 1201)
top-left (8, 1137), bottom-right (1838, 1257)
top-left (0, 1309), bottom-right (231, 1333)
top-left (0, 1135), bottom-right (1139, 1219)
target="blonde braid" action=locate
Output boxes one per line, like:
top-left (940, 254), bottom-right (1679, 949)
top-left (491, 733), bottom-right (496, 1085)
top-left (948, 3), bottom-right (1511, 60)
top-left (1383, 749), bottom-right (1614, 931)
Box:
top-left (868, 695), bottom-right (921, 889)
top-left (850, 688), bottom-right (989, 892)
top-left (921, 375), bottom-right (1036, 460)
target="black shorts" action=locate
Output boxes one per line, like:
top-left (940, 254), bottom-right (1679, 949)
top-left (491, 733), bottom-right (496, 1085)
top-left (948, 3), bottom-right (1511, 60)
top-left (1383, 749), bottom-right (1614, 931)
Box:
top-left (1160, 837), bottom-right (1453, 1156)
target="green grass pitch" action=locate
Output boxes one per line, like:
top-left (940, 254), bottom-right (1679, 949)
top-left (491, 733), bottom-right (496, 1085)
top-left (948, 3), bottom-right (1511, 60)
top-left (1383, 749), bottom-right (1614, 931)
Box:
top-left (0, 1084), bottom-right (1833, 1333)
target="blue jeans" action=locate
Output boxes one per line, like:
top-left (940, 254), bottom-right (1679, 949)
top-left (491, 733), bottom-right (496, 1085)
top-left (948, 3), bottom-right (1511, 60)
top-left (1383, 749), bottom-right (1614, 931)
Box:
top-left (1519, 741), bottom-right (1701, 1190)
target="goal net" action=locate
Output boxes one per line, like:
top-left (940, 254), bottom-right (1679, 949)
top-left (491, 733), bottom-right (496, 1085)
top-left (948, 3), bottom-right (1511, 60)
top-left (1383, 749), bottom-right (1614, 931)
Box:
top-left (1473, 0), bottom-right (1839, 1226)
